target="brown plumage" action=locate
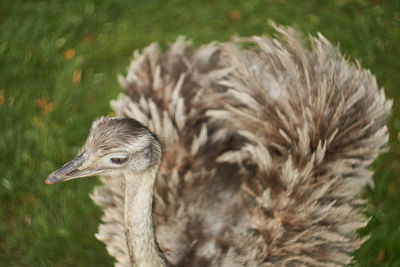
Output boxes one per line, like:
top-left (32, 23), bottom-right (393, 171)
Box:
top-left (47, 26), bottom-right (391, 266)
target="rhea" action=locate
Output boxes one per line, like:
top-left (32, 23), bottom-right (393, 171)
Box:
top-left (45, 26), bottom-right (391, 267)
top-left (46, 117), bottom-right (169, 266)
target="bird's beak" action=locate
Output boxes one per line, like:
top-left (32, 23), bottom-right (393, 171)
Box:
top-left (45, 152), bottom-right (99, 185)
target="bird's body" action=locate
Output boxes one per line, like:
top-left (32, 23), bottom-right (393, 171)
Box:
top-left (47, 26), bottom-right (391, 266)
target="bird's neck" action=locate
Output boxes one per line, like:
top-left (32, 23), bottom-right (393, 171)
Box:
top-left (124, 168), bottom-right (168, 267)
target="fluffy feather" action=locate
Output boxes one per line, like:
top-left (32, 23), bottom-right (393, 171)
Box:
top-left (91, 27), bottom-right (391, 266)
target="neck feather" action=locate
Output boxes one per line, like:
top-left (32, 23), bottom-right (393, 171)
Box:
top-left (124, 168), bottom-right (168, 267)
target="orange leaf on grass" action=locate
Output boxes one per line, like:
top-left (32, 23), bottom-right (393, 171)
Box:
top-left (73, 69), bottom-right (82, 85)
top-left (37, 98), bottom-right (54, 115)
top-left (63, 48), bottom-right (76, 60)
top-left (378, 250), bottom-right (385, 263)
top-left (230, 10), bottom-right (242, 20)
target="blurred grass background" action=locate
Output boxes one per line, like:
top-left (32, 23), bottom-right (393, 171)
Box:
top-left (1, 0), bottom-right (399, 266)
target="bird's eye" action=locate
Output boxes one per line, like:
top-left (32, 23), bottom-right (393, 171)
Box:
top-left (110, 157), bottom-right (129, 164)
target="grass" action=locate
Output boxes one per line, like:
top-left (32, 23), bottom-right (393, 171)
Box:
top-left (0, 0), bottom-right (399, 266)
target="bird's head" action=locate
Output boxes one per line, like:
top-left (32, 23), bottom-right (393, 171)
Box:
top-left (46, 117), bottom-right (161, 184)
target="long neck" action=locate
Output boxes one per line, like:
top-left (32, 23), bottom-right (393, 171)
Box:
top-left (124, 168), bottom-right (168, 267)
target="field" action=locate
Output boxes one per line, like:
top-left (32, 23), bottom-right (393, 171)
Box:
top-left (1, 0), bottom-right (399, 266)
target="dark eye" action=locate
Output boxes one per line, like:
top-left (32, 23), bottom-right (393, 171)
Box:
top-left (110, 157), bottom-right (128, 164)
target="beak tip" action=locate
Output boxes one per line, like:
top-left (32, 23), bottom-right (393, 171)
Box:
top-left (45, 173), bottom-right (62, 185)
top-left (45, 152), bottom-right (87, 185)
top-left (45, 176), bottom-right (55, 185)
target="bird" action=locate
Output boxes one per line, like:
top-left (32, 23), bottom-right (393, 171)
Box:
top-left (46, 26), bottom-right (391, 266)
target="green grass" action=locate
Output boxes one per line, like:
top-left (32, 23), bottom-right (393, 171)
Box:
top-left (1, 0), bottom-right (399, 266)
